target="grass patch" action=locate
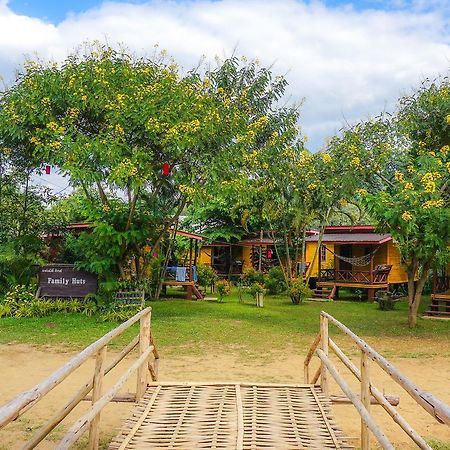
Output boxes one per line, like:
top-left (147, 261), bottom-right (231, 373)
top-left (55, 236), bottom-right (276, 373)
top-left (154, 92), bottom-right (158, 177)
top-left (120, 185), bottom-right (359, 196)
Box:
top-left (0, 291), bottom-right (449, 356)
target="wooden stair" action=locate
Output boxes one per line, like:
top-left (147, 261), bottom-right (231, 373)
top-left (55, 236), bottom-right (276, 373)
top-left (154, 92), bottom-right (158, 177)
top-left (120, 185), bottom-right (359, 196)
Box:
top-left (192, 284), bottom-right (205, 300)
top-left (313, 285), bottom-right (336, 300)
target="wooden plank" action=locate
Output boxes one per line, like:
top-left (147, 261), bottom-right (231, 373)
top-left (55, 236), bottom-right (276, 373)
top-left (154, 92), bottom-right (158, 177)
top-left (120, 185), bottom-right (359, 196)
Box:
top-left (0, 307), bottom-right (151, 428)
top-left (322, 311), bottom-right (450, 425)
top-left (136, 310), bottom-right (151, 400)
top-left (316, 349), bottom-right (394, 450)
top-left (320, 315), bottom-right (329, 396)
top-left (304, 332), bottom-right (321, 383)
top-left (235, 385), bottom-right (244, 450)
top-left (361, 351), bottom-right (370, 450)
top-left (330, 394), bottom-right (399, 406)
top-left (88, 346), bottom-right (107, 450)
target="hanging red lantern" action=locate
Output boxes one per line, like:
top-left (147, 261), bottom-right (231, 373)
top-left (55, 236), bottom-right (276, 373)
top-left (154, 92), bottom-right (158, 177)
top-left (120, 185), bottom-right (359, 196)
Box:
top-left (267, 248), bottom-right (273, 259)
top-left (162, 162), bottom-right (171, 177)
top-left (45, 165), bottom-right (51, 175)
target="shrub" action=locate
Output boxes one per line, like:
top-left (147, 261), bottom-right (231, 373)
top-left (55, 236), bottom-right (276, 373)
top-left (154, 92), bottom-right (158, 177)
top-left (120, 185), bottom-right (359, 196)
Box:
top-left (100, 304), bottom-right (140, 322)
top-left (196, 263), bottom-right (218, 290)
top-left (288, 278), bottom-right (312, 304)
top-left (216, 280), bottom-right (231, 302)
top-left (241, 267), bottom-right (264, 286)
top-left (264, 267), bottom-right (286, 295)
top-left (249, 282), bottom-right (267, 297)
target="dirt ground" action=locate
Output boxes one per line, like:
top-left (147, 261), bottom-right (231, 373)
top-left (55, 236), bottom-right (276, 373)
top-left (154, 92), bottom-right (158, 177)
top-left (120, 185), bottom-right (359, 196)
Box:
top-left (0, 337), bottom-right (449, 449)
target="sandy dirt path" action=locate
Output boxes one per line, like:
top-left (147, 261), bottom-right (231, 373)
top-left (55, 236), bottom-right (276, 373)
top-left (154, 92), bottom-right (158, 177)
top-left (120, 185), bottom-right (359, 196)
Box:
top-left (0, 339), bottom-right (449, 449)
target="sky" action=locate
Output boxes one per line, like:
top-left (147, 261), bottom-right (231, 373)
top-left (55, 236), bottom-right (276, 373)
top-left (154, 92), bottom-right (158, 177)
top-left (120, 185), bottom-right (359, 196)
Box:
top-left (0, 0), bottom-right (449, 190)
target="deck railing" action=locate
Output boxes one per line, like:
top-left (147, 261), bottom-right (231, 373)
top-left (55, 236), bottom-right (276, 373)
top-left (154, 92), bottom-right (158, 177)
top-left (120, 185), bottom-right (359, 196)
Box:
top-left (319, 268), bottom-right (390, 284)
top-left (304, 311), bottom-right (450, 450)
top-left (433, 275), bottom-right (450, 294)
top-left (0, 307), bottom-right (159, 450)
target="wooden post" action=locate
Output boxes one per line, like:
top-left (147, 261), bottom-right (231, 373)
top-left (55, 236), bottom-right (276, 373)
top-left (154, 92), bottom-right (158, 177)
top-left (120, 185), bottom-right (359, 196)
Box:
top-left (370, 245), bottom-right (374, 284)
top-left (320, 314), bottom-right (329, 396)
top-left (318, 245), bottom-right (322, 282)
top-left (361, 350), bottom-right (370, 450)
top-left (88, 346), bottom-right (107, 450)
top-left (188, 238), bottom-right (193, 281)
top-left (136, 310), bottom-right (151, 400)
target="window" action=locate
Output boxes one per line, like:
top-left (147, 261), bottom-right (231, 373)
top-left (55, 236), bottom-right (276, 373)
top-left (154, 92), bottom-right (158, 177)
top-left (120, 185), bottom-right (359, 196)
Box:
top-left (320, 245), bottom-right (327, 263)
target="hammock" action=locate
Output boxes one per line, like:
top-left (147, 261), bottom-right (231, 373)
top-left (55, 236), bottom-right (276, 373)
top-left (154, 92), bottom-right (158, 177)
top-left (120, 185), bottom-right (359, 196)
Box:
top-left (325, 246), bottom-right (379, 267)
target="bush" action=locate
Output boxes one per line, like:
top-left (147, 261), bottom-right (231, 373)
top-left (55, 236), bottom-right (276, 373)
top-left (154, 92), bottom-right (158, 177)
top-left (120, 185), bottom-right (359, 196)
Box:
top-left (216, 279), bottom-right (231, 302)
top-left (288, 278), bottom-right (312, 304)
top-left (264, 267), bottom-right (287, 295)
top-left (100, 304), bottom-right (141, 322)
top-left (241, 267), bottom-right (264, 286)
top-left (249, 282), bottom-right (266, 297)
top-left (196, 263), bottom-right (218, 290)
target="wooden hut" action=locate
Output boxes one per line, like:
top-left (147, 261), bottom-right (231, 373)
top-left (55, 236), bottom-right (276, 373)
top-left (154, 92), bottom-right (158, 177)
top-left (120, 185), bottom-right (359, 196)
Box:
top-left (305, 225), bottom-right (408, 300)
top-left (426, 263), bottom-right (450, 318)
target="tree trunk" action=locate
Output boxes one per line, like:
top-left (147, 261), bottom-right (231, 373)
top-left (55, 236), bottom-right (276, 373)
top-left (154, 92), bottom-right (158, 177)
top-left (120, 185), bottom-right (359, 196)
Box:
top-left (284, 233), bottom-right (292, 280)
top-left (407, 259), bottom-right (431, 328)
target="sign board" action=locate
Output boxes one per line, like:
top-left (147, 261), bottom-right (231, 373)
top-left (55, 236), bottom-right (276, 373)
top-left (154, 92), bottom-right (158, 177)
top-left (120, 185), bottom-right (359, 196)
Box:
top-left (39, 264), bottom-right (97, 298)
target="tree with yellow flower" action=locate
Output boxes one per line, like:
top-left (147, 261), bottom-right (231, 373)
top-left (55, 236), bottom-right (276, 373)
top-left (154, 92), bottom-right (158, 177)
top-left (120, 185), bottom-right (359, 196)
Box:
top-left (340, 77), bottom-right (450, 327)
top-left (0, 44), bottom-right (295, 287)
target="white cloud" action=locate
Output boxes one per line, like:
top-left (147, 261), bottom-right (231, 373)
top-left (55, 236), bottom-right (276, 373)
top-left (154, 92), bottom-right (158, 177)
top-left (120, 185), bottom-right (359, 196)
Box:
top-left (0, 0), bottom-right (449, 152)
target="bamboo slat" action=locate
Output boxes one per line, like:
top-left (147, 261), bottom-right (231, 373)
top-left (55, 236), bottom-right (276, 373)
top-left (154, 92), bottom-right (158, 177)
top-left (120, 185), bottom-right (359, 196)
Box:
top-left (109, 382), bottom-right (352, 449)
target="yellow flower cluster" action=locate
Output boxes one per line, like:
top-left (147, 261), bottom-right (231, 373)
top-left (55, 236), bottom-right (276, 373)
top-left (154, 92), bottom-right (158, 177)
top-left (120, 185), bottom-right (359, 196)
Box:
top-left (441, 145), bottom-right (449, 156)
top-left (114, 124), bottom-right (124, 135)
top-left (41, 97), bottom-right (51, 107)
top-left (350, 156), bottom-right (361, 168)
top-left (446, 114), bottom-right (450, 124)
top-left (179, 184), bottom-right (196, 196)
top-left (421, 172), bottom-right (440, 193)
top-left (101, 204), bottom-right (111, 213)
top-left (322, 153), bottom-right (332, 164)
top-left (30, 136), bottom-right (41, 146)
top-left (307, 183), bottom-right (317, 190)
top-left (46, 122), bottom-right (65, 134)
top-left (48, 141), bottom-right (62, 149)
top-left (67, 107), bottom-right (79, 119)
top-left (355, 188), bottom-right (367, 195)
top-left (394, 171), bottom-right (405, 183)
top-left (2, 147), bottom-right (12, 156)
top-left (422, 199), bottom-right (444, 209)
top-left (401, 211), bottom-right (412, 221)
top-left (403, 182), bottom-right (414, 190)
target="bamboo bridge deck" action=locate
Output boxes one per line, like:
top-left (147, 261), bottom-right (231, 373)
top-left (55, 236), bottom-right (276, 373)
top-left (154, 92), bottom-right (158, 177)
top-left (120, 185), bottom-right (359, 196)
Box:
top-left (109, 382), bottom-right (351, 450)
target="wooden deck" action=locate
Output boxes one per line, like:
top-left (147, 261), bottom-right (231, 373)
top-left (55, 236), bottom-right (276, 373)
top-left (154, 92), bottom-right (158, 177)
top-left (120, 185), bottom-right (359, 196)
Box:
top-left (109, 382), bottom-right (351, 450)
top-left (318, 281), bottom-right (388, 289)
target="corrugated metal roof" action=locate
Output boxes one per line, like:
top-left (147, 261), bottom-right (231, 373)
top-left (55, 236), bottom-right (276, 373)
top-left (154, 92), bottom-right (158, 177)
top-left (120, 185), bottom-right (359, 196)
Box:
top-left (305, 233), bottom-right (391, 244)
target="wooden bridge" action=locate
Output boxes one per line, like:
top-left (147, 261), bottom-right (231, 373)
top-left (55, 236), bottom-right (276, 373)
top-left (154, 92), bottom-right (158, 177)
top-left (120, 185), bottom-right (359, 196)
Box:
top-left (0, 308), bottom-right (449, 449)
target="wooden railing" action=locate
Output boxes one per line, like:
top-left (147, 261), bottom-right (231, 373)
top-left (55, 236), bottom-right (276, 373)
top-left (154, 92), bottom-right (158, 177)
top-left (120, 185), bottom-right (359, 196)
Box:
top-left (0, 307), bottom-right (159, 450)
top-left (319, 269), bottom-right (390, 284)
top-left (304, 311), bottom-right (450, 450)
top-left (433, 275), bottom-right (450, 294)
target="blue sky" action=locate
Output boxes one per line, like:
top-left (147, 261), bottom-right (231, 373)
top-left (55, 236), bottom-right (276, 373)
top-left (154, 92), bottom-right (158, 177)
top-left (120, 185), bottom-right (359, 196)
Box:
top-left (1, 0), bottom-right (448, 190)
top-left (8, 0), bottom-right (449, 23)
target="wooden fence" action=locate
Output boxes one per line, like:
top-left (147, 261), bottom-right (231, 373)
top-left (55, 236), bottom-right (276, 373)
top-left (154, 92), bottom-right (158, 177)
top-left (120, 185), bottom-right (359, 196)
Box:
top-left (0, 307), bottom-right (159, 450)
top-left (304, 311), bottom-right (450, 450)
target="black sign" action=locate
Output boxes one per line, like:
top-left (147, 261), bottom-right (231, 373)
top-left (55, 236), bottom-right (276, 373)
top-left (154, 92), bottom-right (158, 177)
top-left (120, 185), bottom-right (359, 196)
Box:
top-left (39, 264), bottom-right (97, 298)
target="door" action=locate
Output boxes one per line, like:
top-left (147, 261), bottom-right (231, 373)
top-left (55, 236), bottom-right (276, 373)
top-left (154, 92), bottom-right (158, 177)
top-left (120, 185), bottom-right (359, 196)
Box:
top-left (339, 245), bottom-right (353, 271)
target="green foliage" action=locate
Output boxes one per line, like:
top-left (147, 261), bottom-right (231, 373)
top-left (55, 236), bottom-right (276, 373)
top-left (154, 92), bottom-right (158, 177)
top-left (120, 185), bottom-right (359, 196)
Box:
top-left (240, 267), bottom-right (264, 286)
top-left (248, 282), bottom-right (266, 297)
top-left (215, 280), bottom-right (231, 302)
top-left (0, 44), bottom-right (295, 284)
top-left (263, 266), bottom-right (287, 295)
top-left (288, 278), bottom-right (312, 304)
top-left (100, 304), bottom-right (141, 322)
top-left (196, 263), bottom-right (218, 289)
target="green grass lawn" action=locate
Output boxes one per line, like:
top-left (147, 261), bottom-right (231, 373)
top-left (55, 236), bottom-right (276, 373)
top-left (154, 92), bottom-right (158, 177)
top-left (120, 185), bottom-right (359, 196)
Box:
top-left (0, 291), bottom-right (449, 356)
